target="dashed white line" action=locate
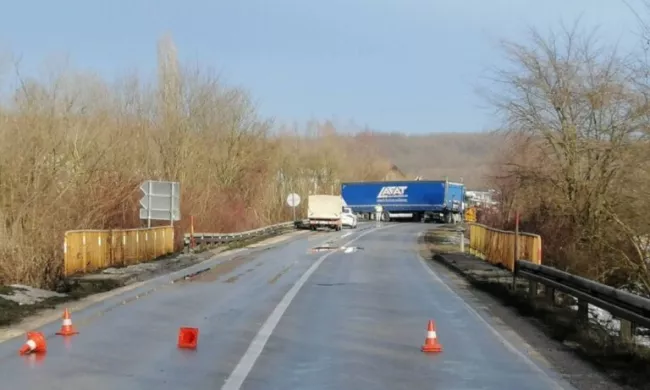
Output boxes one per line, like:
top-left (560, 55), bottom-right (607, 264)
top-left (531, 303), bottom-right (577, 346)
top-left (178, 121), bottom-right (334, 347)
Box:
top-left (221, 223), bottom-right (398, 390)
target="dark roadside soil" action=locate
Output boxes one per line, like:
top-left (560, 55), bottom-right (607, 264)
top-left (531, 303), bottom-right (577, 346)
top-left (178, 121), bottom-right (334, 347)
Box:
top-left (0, 281), bottom-right (124, 327)
top-left (0, 231), bottom-right (293, 328)
top-left (419, 226), bottom-right (650, 390)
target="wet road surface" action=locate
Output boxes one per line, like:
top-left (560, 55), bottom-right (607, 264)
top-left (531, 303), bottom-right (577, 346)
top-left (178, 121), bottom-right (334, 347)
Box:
top-left (0, 223), bottom-right (574, 389)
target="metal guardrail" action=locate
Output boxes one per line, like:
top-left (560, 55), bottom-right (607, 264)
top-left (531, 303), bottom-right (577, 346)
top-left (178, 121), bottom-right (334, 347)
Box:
top-left (183, 221), bottom-right (298, 249)
top-left (515, 260), bottom-right (650, 340)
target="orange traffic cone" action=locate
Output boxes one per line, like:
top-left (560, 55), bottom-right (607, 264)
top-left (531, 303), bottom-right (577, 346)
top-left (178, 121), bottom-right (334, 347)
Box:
top-left (177, 327), bottom-right (199, 349)
top-left (56, 308), bottom-right (79, 336)
top-left (421, 320), bottom-right (443, 353)
top-left (19, 331), bottom-right (47, 355)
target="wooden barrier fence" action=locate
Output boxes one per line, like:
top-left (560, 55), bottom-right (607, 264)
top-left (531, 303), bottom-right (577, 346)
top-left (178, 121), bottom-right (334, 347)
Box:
top-left (63, 226), bottom-right (174, 277)
top-left (468, 223), bottom-right (542, 272)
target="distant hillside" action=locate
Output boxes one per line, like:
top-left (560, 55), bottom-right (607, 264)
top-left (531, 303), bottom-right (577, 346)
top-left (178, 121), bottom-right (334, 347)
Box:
top-left (368, 132), bottom-right (502, 188)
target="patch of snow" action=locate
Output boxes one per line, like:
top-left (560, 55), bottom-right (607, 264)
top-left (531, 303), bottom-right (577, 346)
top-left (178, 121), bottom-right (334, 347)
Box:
top-left (568, 303), bottom-right (650, 348)
top-left (0, 284), bottom-right (66, 305)
top-left (587, 304), bottom-right (620, 332)
top-left (102, 263), bottom-right (159, 275)
top-left (635, 335), bottom-right (650, 347)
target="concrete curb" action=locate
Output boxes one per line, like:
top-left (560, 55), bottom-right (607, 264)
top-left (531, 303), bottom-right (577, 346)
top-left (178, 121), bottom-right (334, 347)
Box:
top-left (432, 253), bottom-right (468, 276)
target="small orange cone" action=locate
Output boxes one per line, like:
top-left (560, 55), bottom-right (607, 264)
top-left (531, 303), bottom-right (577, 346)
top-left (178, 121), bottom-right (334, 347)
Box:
top-left (421, 320), bottom-right (443, 353)
top-left (19, 331), bottom-right (47, 355)
top-left (177, 327), bottom-right (199, 349)
top-left (56, 308), bottom-right (79, 336)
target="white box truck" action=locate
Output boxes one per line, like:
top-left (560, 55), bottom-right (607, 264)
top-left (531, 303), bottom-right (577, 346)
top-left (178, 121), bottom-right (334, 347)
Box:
top-left (308, 194), bottom-right (343, 231)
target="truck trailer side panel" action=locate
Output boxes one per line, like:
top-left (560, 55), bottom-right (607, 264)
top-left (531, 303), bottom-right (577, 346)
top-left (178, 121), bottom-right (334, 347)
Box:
top-left (341, 181), bottom-right (448, 213)
top-left (341, 180), bottom-right (465, 223)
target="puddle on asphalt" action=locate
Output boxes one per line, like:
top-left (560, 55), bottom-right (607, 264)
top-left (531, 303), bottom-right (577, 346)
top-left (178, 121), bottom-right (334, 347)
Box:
top-left (308, 245), bottom-right (364, 254)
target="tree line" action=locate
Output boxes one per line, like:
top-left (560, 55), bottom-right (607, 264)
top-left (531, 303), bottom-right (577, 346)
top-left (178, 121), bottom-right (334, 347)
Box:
top-left (0, 36), bottom-right (391, 288)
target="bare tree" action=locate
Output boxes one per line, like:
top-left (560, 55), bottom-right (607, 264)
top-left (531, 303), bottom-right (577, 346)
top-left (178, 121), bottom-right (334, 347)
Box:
top-left (487, 22), bottom-right (650, 293)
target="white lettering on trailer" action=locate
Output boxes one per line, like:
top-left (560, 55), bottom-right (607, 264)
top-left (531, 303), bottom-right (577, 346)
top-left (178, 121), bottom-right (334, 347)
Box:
top-left (377, 186), bottom-right (408, 199)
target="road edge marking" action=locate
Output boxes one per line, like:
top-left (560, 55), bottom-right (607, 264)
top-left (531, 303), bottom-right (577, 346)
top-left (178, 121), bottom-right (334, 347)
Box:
top-left (415, 232), bottom-right (576, 390)
top-left (221, 223), bottom-right (397, 390)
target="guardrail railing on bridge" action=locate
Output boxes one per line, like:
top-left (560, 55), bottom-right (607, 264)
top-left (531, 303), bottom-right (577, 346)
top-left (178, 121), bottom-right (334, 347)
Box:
top-left (64, 221), bottom-right (299, 277)
top-left (515, 260), bottom-right (650, 342)
top-left (184, 221), bottom-right (297, 249)
top-left (467, 222), bottom-right (649, 343)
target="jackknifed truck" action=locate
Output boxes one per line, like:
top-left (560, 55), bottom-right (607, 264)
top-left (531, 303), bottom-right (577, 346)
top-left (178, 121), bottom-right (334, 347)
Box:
top-left (340, 179), bottom-right (465, 223)
top-left (307, 194), bottom-right (343, 231)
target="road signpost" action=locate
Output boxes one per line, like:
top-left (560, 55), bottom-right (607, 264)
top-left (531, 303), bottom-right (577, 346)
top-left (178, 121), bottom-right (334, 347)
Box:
top-left (286, 193), bottom-right (301, 222)
top-left (139, 180), bottom-right (181, 228)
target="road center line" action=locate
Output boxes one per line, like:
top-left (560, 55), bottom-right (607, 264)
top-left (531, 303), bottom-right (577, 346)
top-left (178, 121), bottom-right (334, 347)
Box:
top-left (221, 223), bottom-right (396, 390)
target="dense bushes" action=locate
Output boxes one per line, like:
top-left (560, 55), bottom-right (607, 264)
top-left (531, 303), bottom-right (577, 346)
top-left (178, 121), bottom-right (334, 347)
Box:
top-left (0, 37), bottom-right (390, 287)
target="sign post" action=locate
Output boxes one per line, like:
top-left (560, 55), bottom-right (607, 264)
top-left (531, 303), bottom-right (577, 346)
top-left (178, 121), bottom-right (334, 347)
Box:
top-left (286, 193), bottom-right (301, 221)
top-left (139, 180), bottom-right (181, 227)
top-left (512, 210), bottom-right (520, 290)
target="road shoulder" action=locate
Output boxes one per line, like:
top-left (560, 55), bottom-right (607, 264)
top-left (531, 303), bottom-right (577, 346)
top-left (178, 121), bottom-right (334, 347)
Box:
top-left (418, 228), bottom-right (631, 390)
top-left (0, 229), bottom-right (311, 343)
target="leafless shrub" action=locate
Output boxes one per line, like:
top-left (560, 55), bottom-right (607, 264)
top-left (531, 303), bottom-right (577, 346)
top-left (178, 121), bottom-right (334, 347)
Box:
top-left (0, 36), bottom-right (390, 287)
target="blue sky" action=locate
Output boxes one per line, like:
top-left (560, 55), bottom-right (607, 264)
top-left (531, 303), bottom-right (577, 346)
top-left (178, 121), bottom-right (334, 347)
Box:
top-left (0, 0), bottom-right (643, 133)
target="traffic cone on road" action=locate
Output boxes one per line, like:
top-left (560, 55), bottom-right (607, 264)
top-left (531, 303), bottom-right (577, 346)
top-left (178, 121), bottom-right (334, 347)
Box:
top-left (19, 331), bottom-right (47, 355)
top-left (56, 308), bottom-right (79, 336)
top-left (177, 327), bottom-right (199, 349)
top-left (421, 320), bottom-right (443, 353)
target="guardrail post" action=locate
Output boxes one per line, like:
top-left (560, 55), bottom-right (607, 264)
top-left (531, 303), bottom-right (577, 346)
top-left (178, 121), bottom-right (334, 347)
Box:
top-left (545, 286), bottom-right (555, 305)
top-left (458, 227), bottom-right (465, 253)
top-left (577, 299), bottom-right (588, 324)
top-left (528, 280), bottom-right (538, 302)
top-left (619, 319), bottom-right (633, 343)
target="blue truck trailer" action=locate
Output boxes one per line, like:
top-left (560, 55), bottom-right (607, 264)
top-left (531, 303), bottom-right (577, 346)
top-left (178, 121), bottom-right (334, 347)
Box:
top-left (340, 180), bottom-right (465, 223)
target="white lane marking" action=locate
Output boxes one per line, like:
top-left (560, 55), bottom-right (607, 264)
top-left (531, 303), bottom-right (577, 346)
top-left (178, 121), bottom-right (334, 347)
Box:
top-left (416, 233), bottom-right (574, 390)
top-left (341, 232), bottom-right (353, 238)
top-left (221, 223), bottom-right (398, 390)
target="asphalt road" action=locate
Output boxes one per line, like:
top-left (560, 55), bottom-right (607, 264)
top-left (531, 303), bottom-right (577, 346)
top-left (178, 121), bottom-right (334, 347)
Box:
top-left (0, 223), bottom-right (575, 389)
